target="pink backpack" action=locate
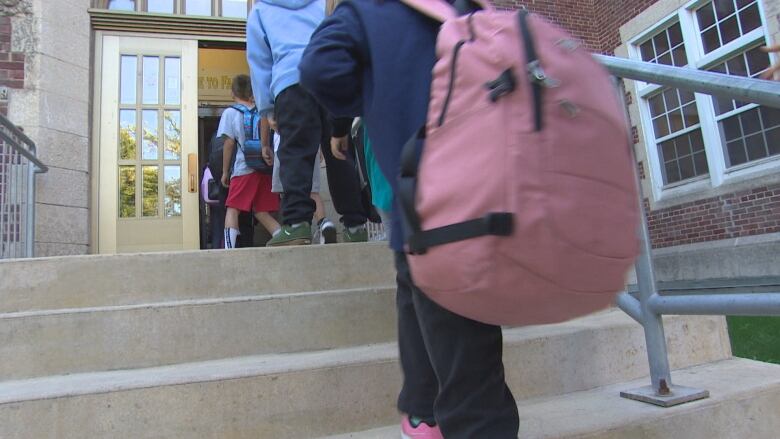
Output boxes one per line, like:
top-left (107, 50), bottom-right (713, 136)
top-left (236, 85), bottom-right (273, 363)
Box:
top-left (398, 0), bottom-right (640, 326)
top-left (201, 166), bottom-right (219, 206)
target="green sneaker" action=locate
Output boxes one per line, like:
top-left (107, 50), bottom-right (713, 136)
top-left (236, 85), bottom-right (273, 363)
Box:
top-left (343, 224), bottom-right (368, 243)
top-left (266, 223), bottom-right (312, 247)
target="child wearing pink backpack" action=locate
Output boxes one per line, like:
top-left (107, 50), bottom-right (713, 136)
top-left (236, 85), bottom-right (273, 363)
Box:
top-left (301, 1), bottom-right (519, 437)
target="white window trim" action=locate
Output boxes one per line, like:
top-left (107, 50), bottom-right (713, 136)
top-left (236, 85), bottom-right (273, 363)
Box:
top-left (628, 0), bottom-right (779, 203)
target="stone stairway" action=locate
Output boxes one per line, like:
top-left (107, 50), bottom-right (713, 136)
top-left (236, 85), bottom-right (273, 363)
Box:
top-left (0, 243), bottom-right (778, 438)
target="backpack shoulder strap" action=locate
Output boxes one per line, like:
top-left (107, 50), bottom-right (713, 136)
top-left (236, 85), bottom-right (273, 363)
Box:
top-left (399, 0), bottom-right (493, 22)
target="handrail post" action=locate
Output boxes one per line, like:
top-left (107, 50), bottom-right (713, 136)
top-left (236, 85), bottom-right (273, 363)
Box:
top-left (26, 161), bottom-right (36, 257)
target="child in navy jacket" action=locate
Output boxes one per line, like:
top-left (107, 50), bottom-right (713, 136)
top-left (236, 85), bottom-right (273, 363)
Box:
top-left (300, 2), bottom-right (519, 437)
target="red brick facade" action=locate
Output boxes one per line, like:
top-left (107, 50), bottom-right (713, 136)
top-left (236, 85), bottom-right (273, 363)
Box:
top-left (647, 185), bottom-right (780, 248)
top-left (493, 0), bottom-right (657, 53)
top-left (0, 15), bottom-right (26, 116)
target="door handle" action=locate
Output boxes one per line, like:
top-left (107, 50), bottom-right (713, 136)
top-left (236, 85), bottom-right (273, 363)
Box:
top-left (188, 153), bottom-right (197, 193)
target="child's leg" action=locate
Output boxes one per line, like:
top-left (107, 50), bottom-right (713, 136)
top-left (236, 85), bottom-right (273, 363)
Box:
top-left (394, 252), bottom-right (519, 438)
top-left (255, 211), bottom-right (280, 236)
top-left (275, 85), bottom-right (320, 226)
top-left (224, 207), bottom-right (241, 249)
top-left (311, 192), bottom-right (325, 224)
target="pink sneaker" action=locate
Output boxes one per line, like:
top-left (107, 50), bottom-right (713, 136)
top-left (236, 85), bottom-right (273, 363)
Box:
top-left (401, 416), bottom-right (443, 439)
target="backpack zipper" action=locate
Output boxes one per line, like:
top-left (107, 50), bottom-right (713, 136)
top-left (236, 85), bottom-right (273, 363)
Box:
top-left (437, 39), bottom-right (468, 127)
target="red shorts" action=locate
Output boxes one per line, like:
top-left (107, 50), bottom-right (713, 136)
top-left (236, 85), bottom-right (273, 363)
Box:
top-left (225, 172), bottom-right (280, 213)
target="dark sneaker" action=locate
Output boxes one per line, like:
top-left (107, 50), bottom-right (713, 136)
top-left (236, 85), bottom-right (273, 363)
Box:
top-left (319, 219), bottom-right (338, 244)
top-left (267, 223), bottom-right (312, 247)
top-left (343, 224), bottom-right (368, 243)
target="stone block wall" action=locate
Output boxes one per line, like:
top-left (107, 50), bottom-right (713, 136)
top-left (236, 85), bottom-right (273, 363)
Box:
top-left (2, 0), bottom-right (91, 256)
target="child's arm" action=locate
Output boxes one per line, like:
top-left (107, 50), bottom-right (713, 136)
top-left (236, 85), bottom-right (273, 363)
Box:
top-left (299, 4), bottom-right (366, 118)
top-left (247, 7), bottom-right (275, 116)
top-left (260, 116), bottom-right (273, 166)
top-left (221, 137), bottom-right (236, 188)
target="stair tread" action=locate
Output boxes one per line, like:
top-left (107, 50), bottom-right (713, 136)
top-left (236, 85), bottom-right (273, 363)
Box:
top-left (320, 358), bottom-right (780, 438)
top-left (0, 309), bottom-right (636, 404)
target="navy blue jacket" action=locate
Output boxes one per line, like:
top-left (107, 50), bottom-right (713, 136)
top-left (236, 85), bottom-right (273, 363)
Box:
top-left (299, 0), bottom-right (440, 251)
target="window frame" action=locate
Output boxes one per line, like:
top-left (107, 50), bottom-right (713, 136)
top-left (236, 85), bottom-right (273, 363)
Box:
top-left (628, 0), bottom-right (778, 202)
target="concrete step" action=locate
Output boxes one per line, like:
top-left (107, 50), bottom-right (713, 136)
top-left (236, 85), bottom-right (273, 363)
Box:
top-left (324, 358), bottom-right (780, 439)
top-left (0, 311), bottom-right (730, 438)
top-left (0, 286), bottom-right (396, 380)
top-left (0, 243), bottom-right (396, 314)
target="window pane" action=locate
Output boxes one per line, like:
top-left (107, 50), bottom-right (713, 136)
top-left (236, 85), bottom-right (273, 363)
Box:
top-left (164, 111), bottom-right (181, 160)
top-left (693, 151), bottom-right (709, 174)
top-left (143, 56), bottom-right (160, 105)
top-left (222, 0), bottom-right (248, 18)
top-left (721, 116), bottom-right (743, 140)
top-left (668, 23), bottom-right (684, 47)
top-left (761, 107), bottom-right (780, 129)
top-left (739, 4), bottom-right (761, 34)
top-left (714, 0), bottom-right (735, 20)
top-left (697, 3), bottom-right (716, 29)
top-left (661, 141), bottom-right (676, 161)
top-left (678, 155), bottom-right (696, 180)
top-left (745, 133), bottom-right (767, 161)
top-left (142, 110), bottom-right (159, 160)
top-left (727, 139), bottom-right (748, 166)
top-left (702, 28), bottom-right (721, 53)
top-left (653, 116), bottom-right (670, 138)
top-left (767, 127), bottom-right (780, 155)
top-left (669, 109), bottom-right (685, 132)
top-left (186, 0), bottom-right (212, 15)
top-left (672, 47), bottom-right (688, 67)
top-left (683, 103), bottom-right (700, 127)
top-left (665, 161), bottom-right (681, 183)
top-left (653, 33), bottom-right (670, 54)
top-left (164, 165), bottom-right (182, 217)
top-left (720, 16), bottom-right (740, 45)
top-left (640, 41), bottom-right (655, 62)
top-left (119, 110), bottom-right (137, 160)
top-left (726, 56), bottom-right (748, 77)
top-left (746, 46), bottom-right (770, 77)
top-left (741, 108), bottom-right (761, 135)
top-left (664, 89), bottom-right (680, 110)
top-left (142, 166), bottom-right (159, 217)
top-left (164, 57), bottom-right (181, 105)
top-left (147, 0), bottom-right (174, 13)
top-left (649, 94), bottom-right (665, 116)
top-left (108, 0), bottom-right (135, 10)
top-left (119, 166), bottom-right (136, 218)
top-left (120, 56), bottom-right (137, 105)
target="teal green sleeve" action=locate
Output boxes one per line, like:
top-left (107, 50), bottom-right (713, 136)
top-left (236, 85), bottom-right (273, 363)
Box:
top-left (363, 129), bottom-right (394, 213)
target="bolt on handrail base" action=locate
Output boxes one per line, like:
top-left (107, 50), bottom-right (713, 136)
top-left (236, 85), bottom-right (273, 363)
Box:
top-left (621, 384), bottom-right (709, 407)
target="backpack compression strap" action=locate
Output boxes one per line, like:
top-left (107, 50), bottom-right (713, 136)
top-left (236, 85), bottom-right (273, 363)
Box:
top-left (398, 128), bottom-right (514, 255)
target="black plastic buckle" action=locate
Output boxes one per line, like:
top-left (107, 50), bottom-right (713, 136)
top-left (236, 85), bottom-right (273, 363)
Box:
top-left (485, 69), bottom-right (517, 102)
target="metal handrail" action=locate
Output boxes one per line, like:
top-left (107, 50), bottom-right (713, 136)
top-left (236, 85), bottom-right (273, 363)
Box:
top-left (0, 116), bottom-right (48, 174)
top-left (598, 56), bottom-right (780, 407)
top-left (0, 113), bottom-right (47, 259)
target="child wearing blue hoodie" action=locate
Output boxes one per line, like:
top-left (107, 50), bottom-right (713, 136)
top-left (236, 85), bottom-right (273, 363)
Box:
top-left (246, 0), bottom-right (368, 246)
top-left (300, 1), bottom-right (520, 438)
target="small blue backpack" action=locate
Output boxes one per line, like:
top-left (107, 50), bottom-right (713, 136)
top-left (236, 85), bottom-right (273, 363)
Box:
top-left (232, 105), bottom-right (273, 175)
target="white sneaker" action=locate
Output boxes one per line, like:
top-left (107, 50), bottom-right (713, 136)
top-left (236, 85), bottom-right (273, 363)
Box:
top-left (319, 219), bottom-right (337, 244)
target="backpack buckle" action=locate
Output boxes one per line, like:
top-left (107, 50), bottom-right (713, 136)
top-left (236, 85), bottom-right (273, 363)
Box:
top-left (527, 60), bottom-right (560, 88)
top-left (485, 69), bottom-right (517, 102)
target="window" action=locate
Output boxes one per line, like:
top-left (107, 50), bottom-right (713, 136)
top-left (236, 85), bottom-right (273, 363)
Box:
top-left (100, 0), bottom-right (253, 18)
top-left (631, 0), bottom-right (775, 194)
top-left (107, 0), bottom-right (136, 10)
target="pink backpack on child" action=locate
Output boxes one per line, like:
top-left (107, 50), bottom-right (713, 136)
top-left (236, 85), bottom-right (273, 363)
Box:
top-left (398, 0), bottom-right (640, 326)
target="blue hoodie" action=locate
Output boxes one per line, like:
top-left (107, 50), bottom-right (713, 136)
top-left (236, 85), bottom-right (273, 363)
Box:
top-left (246, 0), bottom-right (325, 116)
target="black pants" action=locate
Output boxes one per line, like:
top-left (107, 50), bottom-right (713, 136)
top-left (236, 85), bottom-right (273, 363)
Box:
top-left (395, 252), bottom-right (519, 438)
top-left (275, 85), bottom-right (366, 227)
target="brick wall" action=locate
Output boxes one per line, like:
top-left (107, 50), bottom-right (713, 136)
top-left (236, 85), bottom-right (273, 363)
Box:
top-left (492, 0), bottom-right (658, 53)
top-left (0, 15), bottom-right (26, 116)
top-left (647, 185), bottom-right (780, 248)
